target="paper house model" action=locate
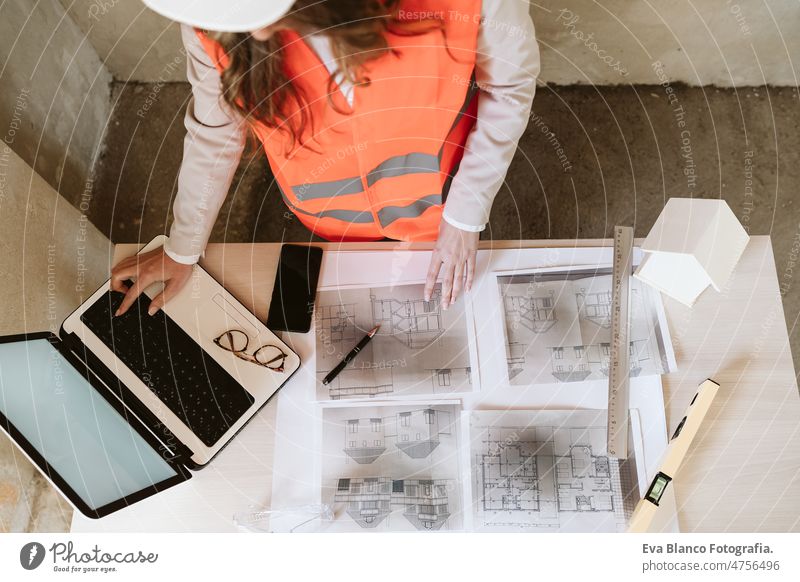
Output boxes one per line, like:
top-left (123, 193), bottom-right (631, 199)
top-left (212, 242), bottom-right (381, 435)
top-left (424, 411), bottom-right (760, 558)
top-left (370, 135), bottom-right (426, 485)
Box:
top-left (634, 198), bottom-right (749, 307)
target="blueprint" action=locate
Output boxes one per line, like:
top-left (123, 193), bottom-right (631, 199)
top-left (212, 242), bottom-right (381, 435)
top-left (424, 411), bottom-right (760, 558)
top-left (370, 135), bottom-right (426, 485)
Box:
top-left (498, 266), bottom-right (674, 385)
top-left (468, 409), bottom-right (641, 532)
top-left (321, 402), bottom-right (463, 532)
top-left (315, 283), bottom-right (476, 400)
top-left (270, 248), bottom-right (678, 533)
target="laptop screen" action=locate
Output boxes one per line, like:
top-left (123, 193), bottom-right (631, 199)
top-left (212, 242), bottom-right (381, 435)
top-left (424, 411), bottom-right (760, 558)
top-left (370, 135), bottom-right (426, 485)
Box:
top-left (0, 338), bottom-right (180, 512)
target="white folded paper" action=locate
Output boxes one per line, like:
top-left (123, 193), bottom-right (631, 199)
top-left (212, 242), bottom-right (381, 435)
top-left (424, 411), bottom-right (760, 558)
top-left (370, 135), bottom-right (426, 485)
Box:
top-left (634, 198), bottom-right (749, 306)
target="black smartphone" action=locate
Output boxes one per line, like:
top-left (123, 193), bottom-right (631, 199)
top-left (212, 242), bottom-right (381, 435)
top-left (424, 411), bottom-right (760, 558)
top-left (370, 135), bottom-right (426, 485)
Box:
top-left (266, 244), bottom-right (323, 333)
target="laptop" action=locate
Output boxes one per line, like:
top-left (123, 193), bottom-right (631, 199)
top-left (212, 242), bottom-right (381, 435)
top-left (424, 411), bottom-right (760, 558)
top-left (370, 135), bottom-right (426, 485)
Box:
top-left (0, 235), bottom-right (300, 518)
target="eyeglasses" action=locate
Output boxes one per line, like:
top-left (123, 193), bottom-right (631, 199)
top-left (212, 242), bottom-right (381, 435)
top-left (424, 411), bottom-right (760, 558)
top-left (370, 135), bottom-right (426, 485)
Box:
top-left (213, 330), bottom-right (287, 372)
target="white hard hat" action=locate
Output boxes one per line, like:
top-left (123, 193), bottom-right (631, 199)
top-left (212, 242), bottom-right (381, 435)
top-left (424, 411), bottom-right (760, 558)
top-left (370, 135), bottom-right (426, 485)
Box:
top-left (142, 0), bottom-right (296, 32)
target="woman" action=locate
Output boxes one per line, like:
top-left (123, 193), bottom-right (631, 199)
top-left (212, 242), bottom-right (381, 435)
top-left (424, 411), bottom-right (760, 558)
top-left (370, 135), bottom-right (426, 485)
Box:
top-left (112, 0), bottom-right (539, 316)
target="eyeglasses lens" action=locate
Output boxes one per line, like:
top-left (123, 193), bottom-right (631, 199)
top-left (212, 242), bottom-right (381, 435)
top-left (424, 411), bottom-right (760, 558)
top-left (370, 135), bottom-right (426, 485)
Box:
top-left (217, 329), bottom-right (249, 352)
top-left (254, 345), bottom-right (286, 368)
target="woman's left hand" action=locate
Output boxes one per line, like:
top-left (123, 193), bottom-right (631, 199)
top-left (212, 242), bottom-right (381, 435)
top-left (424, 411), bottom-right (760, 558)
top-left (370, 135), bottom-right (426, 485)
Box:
top-left (424, 220), bottom-right (479, 309)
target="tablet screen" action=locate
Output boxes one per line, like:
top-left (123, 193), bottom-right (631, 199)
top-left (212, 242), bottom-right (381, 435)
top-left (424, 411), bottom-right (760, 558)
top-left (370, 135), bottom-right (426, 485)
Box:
top-left (0, 338), bottom-right (180, 511)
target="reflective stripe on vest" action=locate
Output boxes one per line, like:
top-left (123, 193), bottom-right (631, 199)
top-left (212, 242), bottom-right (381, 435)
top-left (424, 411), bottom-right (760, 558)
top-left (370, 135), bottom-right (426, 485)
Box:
top-left (291, 176), bottom-right (362, 201)
top-left (366, 152), bottom-right (440, 187)
top-left (279, 186), bottom-right (376, 224)
top-left (291, 152), bottom-right (440, 201)
top-left (377, 193), bottom-right (442, 228)
top-left (282, 184), bottom-right (443, 228)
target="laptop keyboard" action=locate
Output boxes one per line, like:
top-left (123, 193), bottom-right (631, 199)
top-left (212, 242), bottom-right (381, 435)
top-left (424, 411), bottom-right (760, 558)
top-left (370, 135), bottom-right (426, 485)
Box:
top-left (80, 290), bottom-right (255, 447)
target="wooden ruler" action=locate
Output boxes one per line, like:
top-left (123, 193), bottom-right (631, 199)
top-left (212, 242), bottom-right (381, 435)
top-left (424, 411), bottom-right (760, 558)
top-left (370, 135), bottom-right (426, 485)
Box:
top-left (607, 226), bottom-right (634, 458)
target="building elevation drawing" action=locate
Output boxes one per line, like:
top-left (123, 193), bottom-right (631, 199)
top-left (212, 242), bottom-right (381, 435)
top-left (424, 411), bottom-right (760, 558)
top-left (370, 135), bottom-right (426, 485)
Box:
top-left (334, 477), bottom-right (452, 530)
top-left (497, 266), bottom-right (672, 385)
top-left (343, 408), bottom-right (452, 463)
top-left (315, 283), bottom-right (475, 400)
top-left (322, 403), bottom-right (462, 532)
top-left (469, 410), bottom-right (640, 532)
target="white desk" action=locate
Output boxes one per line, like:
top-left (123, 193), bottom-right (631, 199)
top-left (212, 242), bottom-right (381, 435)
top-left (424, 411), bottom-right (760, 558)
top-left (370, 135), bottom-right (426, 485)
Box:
top-left (71, 237), bottom-right (800, 532)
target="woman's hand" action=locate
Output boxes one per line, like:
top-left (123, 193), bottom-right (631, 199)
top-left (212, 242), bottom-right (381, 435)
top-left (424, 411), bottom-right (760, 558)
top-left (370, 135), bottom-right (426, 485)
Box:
top-left (424, 220), bottom-right (479, 310)
top-left (110, 247), bottom-right (194, 317)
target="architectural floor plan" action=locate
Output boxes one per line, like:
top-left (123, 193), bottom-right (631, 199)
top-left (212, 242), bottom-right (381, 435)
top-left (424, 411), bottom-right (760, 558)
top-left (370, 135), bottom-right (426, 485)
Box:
top-left (497, 266), bottom-right (673, 385)
top-left (469, 409), bottom-right (640, 532)
top-left (321, 403), bottom-right (463, 531)
top-left (315, 283), bottom-right (475, 400)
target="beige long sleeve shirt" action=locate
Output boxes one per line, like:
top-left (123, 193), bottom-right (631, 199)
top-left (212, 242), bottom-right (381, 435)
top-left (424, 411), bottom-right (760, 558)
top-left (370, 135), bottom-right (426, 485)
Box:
top-left (165, 1), bottom-right (540, 263)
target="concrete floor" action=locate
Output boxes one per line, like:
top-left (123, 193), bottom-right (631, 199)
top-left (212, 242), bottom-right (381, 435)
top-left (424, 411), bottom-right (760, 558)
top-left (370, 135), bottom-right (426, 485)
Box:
top-left (80, 81), bottom-right (800, 363)
top-left (12, 81), bottom-right (797, 533)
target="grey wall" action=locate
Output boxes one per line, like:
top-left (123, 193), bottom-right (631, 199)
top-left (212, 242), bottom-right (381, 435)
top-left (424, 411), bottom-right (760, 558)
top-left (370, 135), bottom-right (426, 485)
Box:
top-left (59, 0), bottom-right (185, 83)
top-left (538, 0), bottom-right (800, 86)
top-left (0, 0), bottom-right (112, 206)
top-left (0, 144), bottom-right (112, 339)
top-left (59, 0), bottom-right (800, 86)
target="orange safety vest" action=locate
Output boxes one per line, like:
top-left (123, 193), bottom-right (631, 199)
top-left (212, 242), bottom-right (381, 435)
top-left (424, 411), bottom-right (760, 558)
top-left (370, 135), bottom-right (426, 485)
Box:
top-left (197, 0), bottom-right (481, 241)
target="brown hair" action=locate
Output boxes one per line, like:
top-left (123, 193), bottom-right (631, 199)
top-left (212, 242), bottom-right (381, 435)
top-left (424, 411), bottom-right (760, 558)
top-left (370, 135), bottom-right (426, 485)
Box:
top-left (208, 0), bottom-right (443, 152)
